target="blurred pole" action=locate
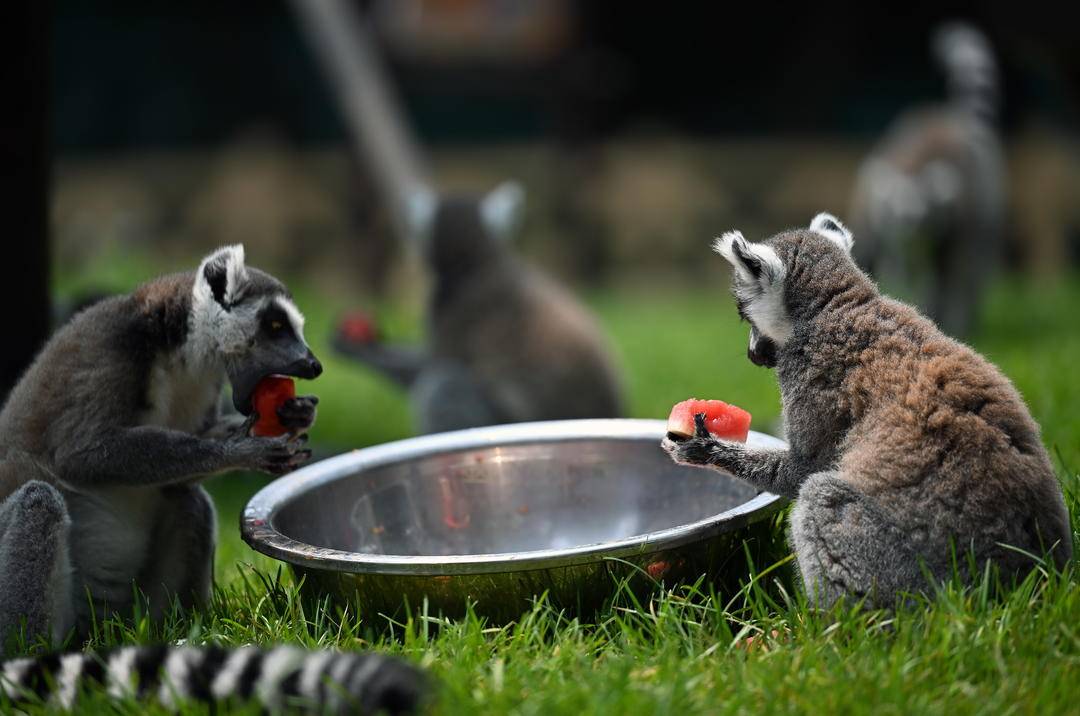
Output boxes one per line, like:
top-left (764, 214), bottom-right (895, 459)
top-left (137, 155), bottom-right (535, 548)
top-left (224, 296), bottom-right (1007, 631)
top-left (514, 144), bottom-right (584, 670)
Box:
top-left (289, 0), bottom-right (434, 248)
top-left (0, 2), bottom-right (51, 401)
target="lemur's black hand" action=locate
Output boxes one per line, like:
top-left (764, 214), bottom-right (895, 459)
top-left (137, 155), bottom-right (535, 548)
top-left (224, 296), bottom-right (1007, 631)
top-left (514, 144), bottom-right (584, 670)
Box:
top-left (228, 433), bottom-right (312, 475)
top-left (277, 395), bottom-right (318, 432)
top-left (662, 413), bottom-right (720, 466)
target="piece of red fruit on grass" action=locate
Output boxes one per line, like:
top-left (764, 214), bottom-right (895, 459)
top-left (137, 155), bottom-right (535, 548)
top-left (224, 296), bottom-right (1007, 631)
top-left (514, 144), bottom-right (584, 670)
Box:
top-left (666, 398), bottom-right (751, 442)
top-left (251, 376), bottom-right (297, 437)
top-left (339, 310), bottom-right (378, 344)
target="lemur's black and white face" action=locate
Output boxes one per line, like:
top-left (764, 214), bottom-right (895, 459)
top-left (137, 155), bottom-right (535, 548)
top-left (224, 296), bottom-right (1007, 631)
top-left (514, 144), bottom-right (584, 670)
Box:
top-left (191, 245), bottom-right (322, 414)
top-left (713, 213), bottom-right (854, 368)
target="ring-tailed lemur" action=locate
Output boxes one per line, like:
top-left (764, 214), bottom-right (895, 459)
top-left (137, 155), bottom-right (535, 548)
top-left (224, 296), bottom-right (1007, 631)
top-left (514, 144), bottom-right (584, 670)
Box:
top-left (848, 22), bottom-right (1004, 337)
top-left (290, 0), bottom-right (623, 432)
top-left (1, 643), bottom-right (423, 714)
top-left (334, 183), bottom-right (625, 434)
top-left (0, 246), bottom-right (321, 651)
top-left (663, 214), bottom-right (1072, 608)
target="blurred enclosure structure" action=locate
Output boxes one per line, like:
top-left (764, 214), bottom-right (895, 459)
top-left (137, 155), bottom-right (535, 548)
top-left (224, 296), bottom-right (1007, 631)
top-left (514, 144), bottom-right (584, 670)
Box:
top-left (38, 2), bottom-right (1080, 308)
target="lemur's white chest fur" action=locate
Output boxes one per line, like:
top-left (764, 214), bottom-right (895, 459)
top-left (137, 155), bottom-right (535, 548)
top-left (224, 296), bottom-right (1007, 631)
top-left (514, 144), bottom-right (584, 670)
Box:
top-left (139, 351), bottom-right (224, 433)
top-left (66, 350), bottom-right (223, 620)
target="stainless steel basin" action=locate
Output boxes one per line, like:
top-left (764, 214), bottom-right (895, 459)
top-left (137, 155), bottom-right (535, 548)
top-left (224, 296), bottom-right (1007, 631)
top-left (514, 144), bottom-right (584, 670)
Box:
top-left (242, 419), bottom-right (786, 621)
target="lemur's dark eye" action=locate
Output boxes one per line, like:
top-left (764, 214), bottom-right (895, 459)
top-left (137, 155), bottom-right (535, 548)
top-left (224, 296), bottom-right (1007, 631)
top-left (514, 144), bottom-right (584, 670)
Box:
top-left (262, 306), bottom-right (291, 338)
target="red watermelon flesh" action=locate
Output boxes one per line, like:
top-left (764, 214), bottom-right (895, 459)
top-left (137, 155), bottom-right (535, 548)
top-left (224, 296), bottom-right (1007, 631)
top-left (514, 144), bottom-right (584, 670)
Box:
top-left (666, 399), bottom-right (751, 442)
top-left (251, 376), bottom-right (296, 437)
top-left (339, 311), bottom-right (378, 344)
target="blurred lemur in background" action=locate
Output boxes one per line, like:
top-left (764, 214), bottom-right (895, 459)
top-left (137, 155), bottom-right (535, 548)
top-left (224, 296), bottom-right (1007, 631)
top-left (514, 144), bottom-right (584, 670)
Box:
top-left (664, 214), bottom-right (1071, 608)
top-left (290, 0), bottom-right (623, 434)
top-left (335, 182), bottom-right (626, 434)
top-left (0, 246), bottom-right (322, 651)
top-left (848, 22), bottom-right (1004, 337)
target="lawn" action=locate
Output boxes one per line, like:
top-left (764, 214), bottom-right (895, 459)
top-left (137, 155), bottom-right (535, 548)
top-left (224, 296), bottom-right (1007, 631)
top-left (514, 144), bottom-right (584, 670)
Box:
top-left (27, 255), bottom-right (1080, 713)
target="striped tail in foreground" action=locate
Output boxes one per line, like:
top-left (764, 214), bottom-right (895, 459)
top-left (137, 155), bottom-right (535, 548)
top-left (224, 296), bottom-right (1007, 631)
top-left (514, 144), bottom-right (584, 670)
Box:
top-left (1, 644), bottom-right (425, 714)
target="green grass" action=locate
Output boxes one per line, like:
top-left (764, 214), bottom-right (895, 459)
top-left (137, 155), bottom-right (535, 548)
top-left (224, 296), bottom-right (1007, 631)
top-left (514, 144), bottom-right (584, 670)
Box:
top-left (37, 254), bottom-right (1080, 713)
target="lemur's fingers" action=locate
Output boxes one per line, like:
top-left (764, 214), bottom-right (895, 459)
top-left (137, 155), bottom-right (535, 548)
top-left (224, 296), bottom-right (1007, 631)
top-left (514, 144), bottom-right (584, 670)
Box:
top-left (265, 448), bottom-right (313, 475)
top-left (662, 427), bottom-right (720, 467)
top-left (693, 413), bottom-right (710, 439)
top-left (278, 396), bottom-right (318, 410)
top-left (241, 412), bottom-right (259, 433)
top-left (230, 432), bottom-right (311, 474)
top-left (277, 396), bottom-right (318, 430)
top-left (271, 433), bottom-right (311, 455)
top-left (669, 438), bottom-right (716, 466)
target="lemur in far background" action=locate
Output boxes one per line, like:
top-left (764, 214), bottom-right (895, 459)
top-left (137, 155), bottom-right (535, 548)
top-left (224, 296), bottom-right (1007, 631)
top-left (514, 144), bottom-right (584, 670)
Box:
top-left (0, 246), bottom-right (321, 651)
top-left (334, 183), bottom-right (626, 434)
top-left (848, 22), bottom-right (1004, 337)
top-left (664, 214), bottom-right (1071, 608)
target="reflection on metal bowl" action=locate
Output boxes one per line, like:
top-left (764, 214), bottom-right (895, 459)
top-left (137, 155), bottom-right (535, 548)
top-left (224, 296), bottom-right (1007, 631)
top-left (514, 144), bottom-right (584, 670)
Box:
top-left (242, 419), bottom-right (787, 622)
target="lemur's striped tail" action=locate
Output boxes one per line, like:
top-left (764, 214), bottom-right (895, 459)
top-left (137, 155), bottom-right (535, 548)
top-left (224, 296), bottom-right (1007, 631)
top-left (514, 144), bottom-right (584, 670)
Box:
top-left (1, 644), bottom-right (424, 714)
top-left (932, 21), bottom-right (999, 124)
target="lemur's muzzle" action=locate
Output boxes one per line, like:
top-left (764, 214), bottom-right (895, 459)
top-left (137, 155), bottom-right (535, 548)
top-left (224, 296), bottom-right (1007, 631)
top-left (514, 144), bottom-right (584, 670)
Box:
top-left (283, 350), bottom-right (323, 380)
top-left (230, 348), bottom-right (324, 415)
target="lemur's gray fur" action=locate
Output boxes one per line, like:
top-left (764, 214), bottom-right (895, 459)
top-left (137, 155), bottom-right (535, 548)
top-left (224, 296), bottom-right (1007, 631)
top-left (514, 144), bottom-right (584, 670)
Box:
top-left (663, 214), bottom-right (1072, 608)
top-left (848, 22), bottom-right (1004, 337)
top-left (335, 183), bottom-right (625, 433)
top-left (0, 246), bottom-right (322, 652)
top-left (1, 643), bottom-right (423, 714)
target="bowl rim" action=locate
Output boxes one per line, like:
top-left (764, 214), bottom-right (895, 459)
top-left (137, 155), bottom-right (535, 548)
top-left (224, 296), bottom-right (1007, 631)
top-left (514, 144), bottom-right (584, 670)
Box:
top-left (241, 418), bottom-right (786, 576)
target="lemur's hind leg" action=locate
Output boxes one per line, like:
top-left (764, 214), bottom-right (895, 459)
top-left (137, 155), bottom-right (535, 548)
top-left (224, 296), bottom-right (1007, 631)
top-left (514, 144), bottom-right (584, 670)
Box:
top-left (790, 472), bottom-right (927, 609)
top-left (0, 475), bottom-right (74, 653)
top-left (137, 485), bottom-right (216, 620)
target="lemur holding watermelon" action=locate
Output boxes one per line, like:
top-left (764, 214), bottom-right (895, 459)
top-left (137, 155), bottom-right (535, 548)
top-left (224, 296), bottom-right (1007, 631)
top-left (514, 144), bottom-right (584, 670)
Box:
top-left (663, 213), bottom-right (1072, 608)
top-left (0, 246), bottom-right (423, 713)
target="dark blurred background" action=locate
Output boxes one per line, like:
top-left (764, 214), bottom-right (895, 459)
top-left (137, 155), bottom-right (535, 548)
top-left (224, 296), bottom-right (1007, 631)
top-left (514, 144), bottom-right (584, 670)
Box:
top-left (39, 1), bottom-right (1080, 267)
top-left (51, 2), bottom-right (1080, 147)
top-left (4, 0), bottom-right (1080, 410)
top-left (38, 1), bottom-right (1080, 281)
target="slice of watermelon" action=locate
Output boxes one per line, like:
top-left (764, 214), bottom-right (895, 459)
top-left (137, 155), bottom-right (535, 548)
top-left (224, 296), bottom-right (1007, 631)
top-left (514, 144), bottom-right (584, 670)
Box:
top-left (251, 376), bottom-right (297, 437)
top-left (339, 310), bottom-right (378, 344)
top-left (666, 398), bottom-right (751, 442)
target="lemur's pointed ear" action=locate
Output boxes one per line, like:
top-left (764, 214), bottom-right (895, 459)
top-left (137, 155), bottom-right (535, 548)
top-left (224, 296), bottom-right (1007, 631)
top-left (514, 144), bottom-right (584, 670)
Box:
top-left (712, 231), bottom-right (784, 284)
top-left (809, 212), bottom-right (854, 253)
top-left (196, 245), bottom-right (248, 310)
top-left (480, 181), bottom-right (525, 240)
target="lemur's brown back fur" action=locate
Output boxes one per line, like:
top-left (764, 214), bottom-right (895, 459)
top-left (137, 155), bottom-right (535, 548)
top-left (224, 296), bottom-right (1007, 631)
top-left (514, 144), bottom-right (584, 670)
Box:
top-left (772, 229), bottom-right (1071, 569)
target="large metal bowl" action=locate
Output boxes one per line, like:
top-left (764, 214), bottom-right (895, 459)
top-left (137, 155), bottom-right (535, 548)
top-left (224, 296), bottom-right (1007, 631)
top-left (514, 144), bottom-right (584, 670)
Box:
top-left (242, 419), bottom-right (786, 621)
